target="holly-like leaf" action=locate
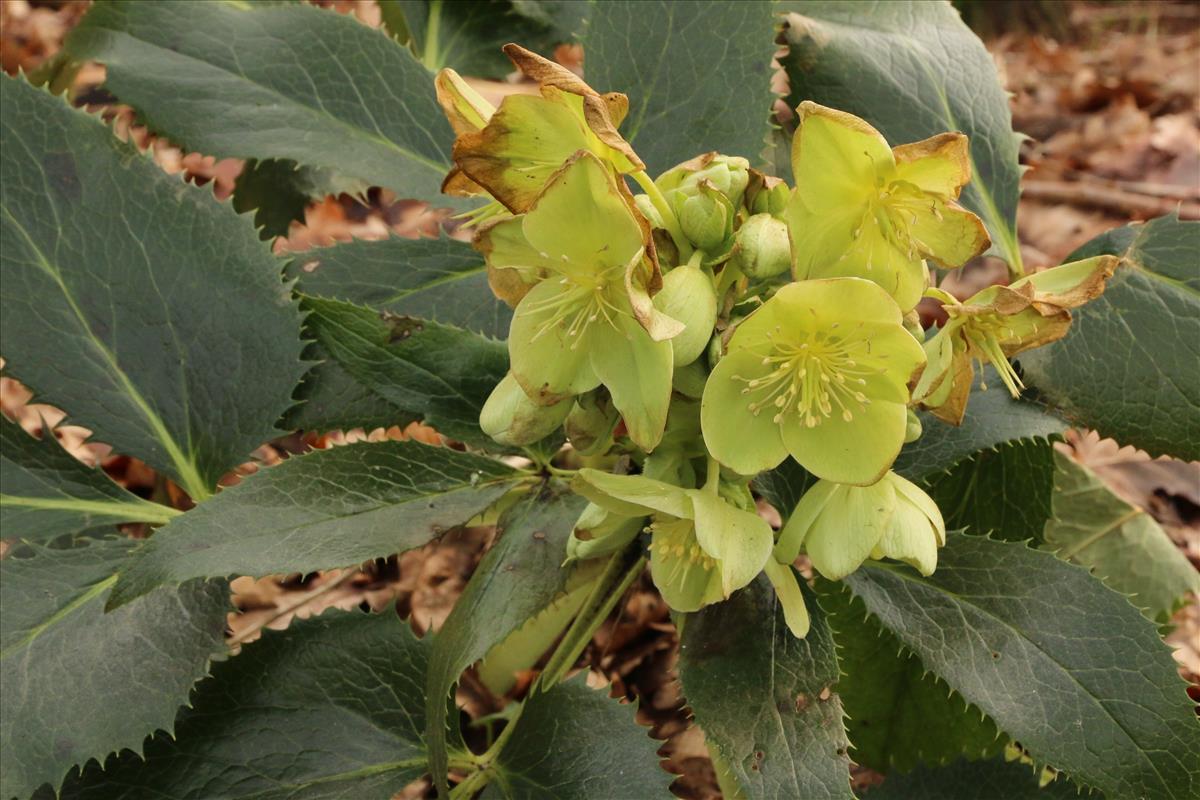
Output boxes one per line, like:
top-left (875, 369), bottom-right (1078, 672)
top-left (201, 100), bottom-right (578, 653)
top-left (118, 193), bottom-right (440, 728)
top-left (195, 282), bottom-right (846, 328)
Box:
top-left (286, 236), bottom-right (511, 339)
top-left (284, 340), bottom-right (419, 435)
top-left (107, 440), bottom-right (524, 609)
top-left (865, 758), bottom-right (1085, 800)
top-left (678, 574), bottom-right (854, 799)
top-left (1043, 449), bottom-right (1200, 621)
top-left (65, 1), bottom-right (458, 205)
top-left (818, 581), bottom-right (1004, 773)
top-left (55, 611), bottom-right (436, 800)
top-left (302, 296), bottom-right (508, 447)
top-left (1, 418), bottom-right (179, 541)
top-left (845, 533), bottom-right (1200, 800)
top-left (583, 0), bottom-right (778, 174)
top-left (924, 438), bottom-right (1058, 544)
top-left (0, 76), bottom-right (306, 500)
top-left (1020, 214), bottom-right (1200, 460)
top-left (1, 539), bottom-right (227, 800)
top-left (778, 1), bottom-right (1023, 270)
top-left (387, 0), bottom-right (570, 78)
top-left (425, 483), bottom-right (586, 793)
top-left (483, 676), bottom-right (672, 799)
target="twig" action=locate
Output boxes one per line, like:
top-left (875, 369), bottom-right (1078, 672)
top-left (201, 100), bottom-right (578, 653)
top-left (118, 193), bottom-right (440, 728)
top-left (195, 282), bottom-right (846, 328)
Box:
top-left (1023, 180), bottom-right (1200, 219)
top-left (227, 568), bottom-right (360, 647)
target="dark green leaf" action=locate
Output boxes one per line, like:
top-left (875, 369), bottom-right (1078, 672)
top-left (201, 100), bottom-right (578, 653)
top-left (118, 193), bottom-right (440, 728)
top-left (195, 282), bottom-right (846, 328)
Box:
top-left (108, 440), bottom-right (523, 608)
top-left (284, 340), bottom-right (419, 434)
top-left (286, 236), bottom-right (511, 339)
top-left (1043, 450), bottom-right (1200, 620)
top-left (678, 574), bottom-right (854, 799)
top-left (56, 611), bottom-right (435, 800)
top-left (924, 438), bottom-right (1058, 544)
top-left (1, 418), bottom-right (179, 541)
top-left (0, 76), bottom-right (306, 500)
top-left (232, 159), bottom-right (365, 240)
top-left (845, 533), bottom-right (1200, 800)
top-left (583, 0), bottom-right (778, 174)
top-left (1, 539), bottom-right (227, 799)
top-left (818, 581), bottom-right (1004, 773)
top-left (65, 1), bottom-right (459, 204)
top-left (426, 483), bottom-right (585, 792)
top-left (865, 758), bottom-right (1087, 800)
top-left (484, 676), bottom-right (671, 799)
top-left (893, 368), bottom-right (1067, 482)
top-left (1020, 214), bottom-right (1200, 460)
top-left (389, 0), bottom-right (568, 78)
top-left (511, 0), bottom-right (589, 40)
top-left (778, 1), bottom-right (1023, 269)
top-left (302, 296), bottom-right (508, 447)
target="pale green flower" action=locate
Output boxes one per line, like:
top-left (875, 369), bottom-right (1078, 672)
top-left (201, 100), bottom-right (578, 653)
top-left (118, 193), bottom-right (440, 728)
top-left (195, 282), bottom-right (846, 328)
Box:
top-left (701, 278), bottom-right (925, 484)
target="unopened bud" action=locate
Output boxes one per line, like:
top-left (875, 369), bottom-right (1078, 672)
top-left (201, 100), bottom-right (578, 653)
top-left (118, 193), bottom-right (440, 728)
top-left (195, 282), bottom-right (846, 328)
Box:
top-left (905, 408), bottom-right (923, 443)
top-left (654, 265), bottom-right (718, 366)
top-left (731, 213), bottom-right (792, 279)
top-left (565, 391), bottom-right (619, 456)
top-left (480, 372), bottom-right (572, 446)
top-left (746, 172), bottom-right (791, 217)
top-left (678, 189), bottom-right (731, 252)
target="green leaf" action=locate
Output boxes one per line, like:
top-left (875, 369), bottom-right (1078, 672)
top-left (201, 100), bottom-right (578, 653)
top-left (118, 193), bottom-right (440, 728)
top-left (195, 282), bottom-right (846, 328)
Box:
top-left (1, 418), bottom-right (179, 541)
top-left (302, 296), bottom-right (508, 447)
top-left (286, 236), bottom-right (512, 339)
top-left (284, 340), bottom-right (419, 434)
top-left (0, 76), bottom-right (306, 500)
top-left (778, 1), bottom-right (1023, 270)
top-left (483, 676), bottom-right (672, 799)
top-left (65, 1), bottom-right (458, 204)
top-left (924, 438), bottom-right (1058, 544)
top-left (389, 0), bottom-right (569, 78)
top-left (1, 539), bottom-right (227, 799)
top-left (108, 440), bottom-right (524, 609)
top-left (1020, 214), bottom-right (1200, 460)
top-left (232, 159), bottom-right (365, 240)
top-left (844, 533), bottom-right (1200, 800)
top-left (55, 611), bottom-right (435, 800)
top-left (425, 483), bottom-right (586, 793)
top-left (1043, 450), bottom-right (1200, 621)
top-left (893, 368), bottom-right (1067, 482)
top-left (818, 580), bottom-right (1004, 773)
top-left (865, 758), bottom-right (1086, 800)
top-left (582, 0), bottom-right (778, 174)
top-left (678, 574), bottom-right (854, 799)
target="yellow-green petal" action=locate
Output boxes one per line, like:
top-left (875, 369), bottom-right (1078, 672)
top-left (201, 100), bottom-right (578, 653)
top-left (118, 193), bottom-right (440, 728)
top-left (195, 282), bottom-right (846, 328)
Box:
top-left (782, 396), bottom-right (908, 486)
top-left (572, 469), bottom-right (693, 519)
top-left (805, 479), bottom-right (896, 580)
top-left (688, 490), bottom-right (774, 598)
top-left (763, 558), bottom-right (810, 639)
top-left (589, 314), bottom-right (673, 451)
top-left (701, 349), bottom-right (789, 475)
top-left (774, 478), bottom-right (839, 564)
top-left (509, 279), bottom-right (600, 403)
top-left (891, 132), bottom-right (971, 198)
top-left (649, 517), bottom-right (724, 612)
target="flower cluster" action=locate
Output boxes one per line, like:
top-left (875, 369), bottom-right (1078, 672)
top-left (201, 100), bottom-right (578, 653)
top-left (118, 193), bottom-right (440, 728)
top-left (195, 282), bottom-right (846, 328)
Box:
top-left (435, 47), bottom-right (1114, 637)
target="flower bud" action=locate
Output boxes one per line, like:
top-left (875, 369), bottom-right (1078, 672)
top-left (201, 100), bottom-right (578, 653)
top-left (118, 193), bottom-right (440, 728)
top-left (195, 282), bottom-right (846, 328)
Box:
top-left (564, 391), bottom-right (619, 456)
top-left (653, 265), bottom-right (718, 366)
top-left (746, 171), bottom-right (790, 217)
top-left (706, 332), bottom-right (724, 370)
top-left (678, 189), bottom-right (730, 252)
top-left (730, 213), bottom-right (792, 279)
top-left (567, 503), bottom-right (643, 562)
top-left (480, 372), bottom-right (572, 446)
top-left (904, 409), bottom-right (923, 443)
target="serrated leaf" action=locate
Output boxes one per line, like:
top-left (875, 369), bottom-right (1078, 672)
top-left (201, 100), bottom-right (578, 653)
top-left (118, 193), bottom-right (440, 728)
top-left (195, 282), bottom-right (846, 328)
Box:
top-left (54, 610), bottom-right (435, 800)
top-left (1044, 450), bottom-right (1200, 621)
top-left (844, 532), bottom-right (1200, 800)
top-left (425, 483), bottom-right (586, 793)
top-left (0, 76), bottom-right (306, 500)
top-left (864, 758), bottom-right (1086, 800)
top-left (1020, 214), bottom-right (1200, 460)
top-left (302, 296), bottom-right (508, 447)
top-left (818, 580), bottom-right (1004, 773)
top-left (389, 0), bottom-right (570, 78)
top-left (1, 539), bottom-right (227, 799)
top-left (1, 417), bottom-right (179, 541)
top-left (65, 1), bottom-right (459, 205)
top-left (582, 0), bottom-right (778, 174)
top-left (482, 676), bottom-right (672, 799)
top-left (777, 1), bottom-right (1023, 269)
top-left (286, 236), bottom-right (511, 339)
top-left (284, 339), bottom-right (419, 434)
top-left (924, 438), bottom-right (1058, 544)
top-left (108, 440), bottom-right (524, 609)
top-left (678, 574), bottom-right (854, 799)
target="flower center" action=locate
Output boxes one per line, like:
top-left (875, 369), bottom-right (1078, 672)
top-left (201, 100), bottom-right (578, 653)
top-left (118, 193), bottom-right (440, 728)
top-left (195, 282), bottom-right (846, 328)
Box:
top-left (524, 268), bottom-right (626, 350)
top-left (851, 179), bottom-right (942, 262)
top-left (733, 326), bottom-right (884, 427)
top-left (962, 315), bottom-right (1025, 397)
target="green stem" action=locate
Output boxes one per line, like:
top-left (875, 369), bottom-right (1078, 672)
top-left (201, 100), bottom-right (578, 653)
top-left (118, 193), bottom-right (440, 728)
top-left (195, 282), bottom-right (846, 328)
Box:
top-left (703, 455), bottom-right (721, 495)
top-left (714, 259), bottom-right (742, 304)
top-left (448, 767), bottom-right (491, 800)
top-left (684, 248), bottom-right (704, 271)
top-left (632, 170), bottom-right (693, 261)
top-left (422, 0), bottom-right (443, 69)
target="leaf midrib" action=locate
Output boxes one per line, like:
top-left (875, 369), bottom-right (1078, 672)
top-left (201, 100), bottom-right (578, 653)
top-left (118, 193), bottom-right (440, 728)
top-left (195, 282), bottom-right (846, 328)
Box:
top-left (0, 573), bottom-right (117, 660)
top-left (863, 561), bottom-right (1175, 797)
top-left (0, 493), bottom-right (180, 524)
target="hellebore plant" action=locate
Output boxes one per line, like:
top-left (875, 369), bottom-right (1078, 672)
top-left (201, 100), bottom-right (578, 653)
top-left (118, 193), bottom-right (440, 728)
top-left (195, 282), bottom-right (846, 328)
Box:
top-left (4, 4), bottom-right (1198, 800)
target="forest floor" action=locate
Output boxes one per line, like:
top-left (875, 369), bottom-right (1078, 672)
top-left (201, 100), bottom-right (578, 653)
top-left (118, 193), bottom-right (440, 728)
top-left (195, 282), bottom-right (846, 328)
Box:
top-left (1, 1), bottom-right (1197, 798)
